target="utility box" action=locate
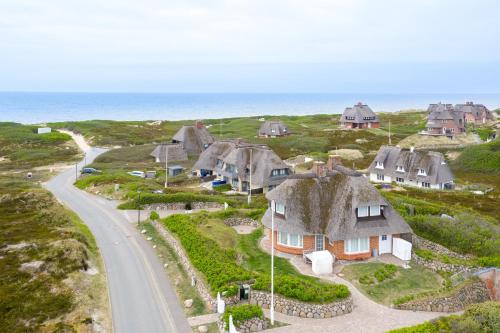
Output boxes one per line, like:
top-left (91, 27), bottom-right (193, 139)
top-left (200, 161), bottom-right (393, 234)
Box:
top-left (37, 127), bottom-right (51, 134)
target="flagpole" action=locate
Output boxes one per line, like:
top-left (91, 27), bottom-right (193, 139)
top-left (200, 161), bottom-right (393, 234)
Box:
top-left (248, 149), bottom-right (252, 204)
top-left (270, 199), bottom-right (275, 325)
top-left (164, 144), bottom-right (169, 188)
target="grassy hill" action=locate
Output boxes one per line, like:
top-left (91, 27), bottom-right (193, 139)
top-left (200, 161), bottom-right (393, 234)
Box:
top-left (453, 139), bottom-right (500, 173)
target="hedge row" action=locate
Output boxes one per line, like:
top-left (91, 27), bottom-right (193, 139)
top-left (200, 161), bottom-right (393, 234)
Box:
top-left (222, 304), bottom-right (263, 330)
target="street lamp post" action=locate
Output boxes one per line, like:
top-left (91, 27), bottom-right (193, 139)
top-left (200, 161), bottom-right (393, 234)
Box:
top-left (270, 199), bottom-right (275, 325)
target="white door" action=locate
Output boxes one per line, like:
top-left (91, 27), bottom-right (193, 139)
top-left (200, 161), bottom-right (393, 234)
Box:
top-left (379, 234), bottom-right (392, 254)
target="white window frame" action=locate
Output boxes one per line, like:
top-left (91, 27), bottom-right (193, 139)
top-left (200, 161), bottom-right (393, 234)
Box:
top-left (277, 232), bottom-right (303, 248)
top-left (417, 168), bottom-right (427, 176)
top-left (357, 206), bottom-right (369, 217)
top-left (377, 174), bottom-right (384, 181)
top-left (396, 165), bottom-right (405, 172)
top-left (344, 237), bottom-right (370, 254)
top-left (375, 161), bottom-right (384, 169)
top-left (274, 202), bottom-right (285, 215)
top-left (369, 205), bottom-right (381, 216)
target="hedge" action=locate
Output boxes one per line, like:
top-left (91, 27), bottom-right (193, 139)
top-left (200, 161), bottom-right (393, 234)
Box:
top-left (222, 304), bottom-right (263, 330)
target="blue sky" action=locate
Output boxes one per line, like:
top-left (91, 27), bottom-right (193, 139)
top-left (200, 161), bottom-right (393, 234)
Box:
top-left (1, 0), bottom-right (499, 93)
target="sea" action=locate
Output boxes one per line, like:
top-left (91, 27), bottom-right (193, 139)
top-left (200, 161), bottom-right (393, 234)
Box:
top-left (1, 92), bottom-right (500, 124)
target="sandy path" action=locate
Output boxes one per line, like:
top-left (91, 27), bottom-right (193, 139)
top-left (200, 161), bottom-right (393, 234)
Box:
top-left (59, 129), bottom-right (92, 152)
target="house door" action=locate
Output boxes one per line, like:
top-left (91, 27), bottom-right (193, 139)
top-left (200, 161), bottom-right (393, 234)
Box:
top-left (379, 234), bottom-right (392, 254)
top-left (315, 235), bottom-right (324, 251)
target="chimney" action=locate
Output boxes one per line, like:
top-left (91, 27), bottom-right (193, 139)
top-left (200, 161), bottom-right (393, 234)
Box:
top-left (410, 146), bottom-right (415, 153)
top-left (195, 120), bottom-right (204, 129)
top-left (236, 138), bottom-right (242, 145)
top-left (312, 161), bottom-right (327, 177)
top-left (327, 155), bottom-right (342, 171)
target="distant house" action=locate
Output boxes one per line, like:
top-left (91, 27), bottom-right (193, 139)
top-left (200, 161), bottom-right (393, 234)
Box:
top-left (192, 140), bottom-right (292, 193)
top-left (423, 102), bottom-right (465, 136)
top-left (258, 120), bottom-right (290, 137)
top-left (368, 146), bottom-right (454, 190)
top-left (150, 144), bottom-right (188, 163)
top-left (37, 127), bottom-right (51, 134)
top-left (454, 101), bottom-right (494, 125)
top-left (172, 121), bottom-right (214, 155)
top-left (261, 155), bottom-right (412, 261)
top-left (341, 103), bottom-right (380, 129)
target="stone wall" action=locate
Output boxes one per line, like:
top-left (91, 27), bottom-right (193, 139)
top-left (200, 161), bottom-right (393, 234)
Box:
top-left (217, 316), bottom-right (268, 333)
top-left (145, 202), bottom-right (223, 211)
top-left (412, 254), bottom-right (477, 274)
top-left (396, 281), bottom-right (491, 313)
top-left (412, 235), bottom-right (472, 260)
top-left (224, 217), bottom-right (259, 227)
top-left (151, 221), bottom-right (215, 309)
top-left (249, 290), bottom-right (353, 319)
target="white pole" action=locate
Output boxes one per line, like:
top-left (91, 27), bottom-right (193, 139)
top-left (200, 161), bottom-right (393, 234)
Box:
top-left (164, 145), bottom-right (168, 188)
top-left (389, 120), bottom-right (392, 145)
top-left (270, 199), bottom-right (275, 325)
top-left (248, 149), bottom-right (252, 204)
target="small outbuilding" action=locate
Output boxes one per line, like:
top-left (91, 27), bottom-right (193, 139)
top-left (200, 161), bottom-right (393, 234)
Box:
top-left (172, 120), bottom-right (214, 155)
top-left (168, 165), bottom-right (184, 177)
top-left (37, 127), bottom-right (52, 134)
top-left (258, 120), bottom-right (289, 137)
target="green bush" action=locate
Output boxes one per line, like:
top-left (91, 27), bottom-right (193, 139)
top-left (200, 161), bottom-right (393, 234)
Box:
top-left (149, 211), bottom-right (160, 221)
top-left (453, 140), bottom-right (500, 173)
top-left (359, 274), bottom-right (375, 285)
top-left (213, 183), bottom-right (232, 192)
top-left (222, 304), bottom-right (263, 330)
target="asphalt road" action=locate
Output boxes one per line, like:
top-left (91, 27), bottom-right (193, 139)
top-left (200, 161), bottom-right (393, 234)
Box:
top-left (45, 147), bottom-right (191, 333)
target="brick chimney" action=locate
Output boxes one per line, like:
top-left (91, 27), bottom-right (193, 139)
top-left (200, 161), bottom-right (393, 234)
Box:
top-left (195, 120), bottom-right (204, 129)
top-left (312, 161), bottom-right (327, 177)
top-left (327, 155), bottom-right (342, 171)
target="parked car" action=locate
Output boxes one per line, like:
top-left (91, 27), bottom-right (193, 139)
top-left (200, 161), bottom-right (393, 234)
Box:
top-left (128, 170), bottom-right (145, 178)
top-left (81, 167), bottom-right (101, 174)
top-left (152, 189), bottom-right (164, 194)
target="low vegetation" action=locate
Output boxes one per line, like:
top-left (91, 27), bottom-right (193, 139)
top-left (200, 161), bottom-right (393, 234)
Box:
top-left (0, 122), bottom-right (79, 171)
top-left (0, 177), bottom-right (109, 332)
top-left (222, 304), bottom-right (263, 330)
top-left (161, 211), bottom-right (349, 303)
top-left (341, 262), bottom-right (441, 305)
top-left (388, 301), bottom-right (500, 333)
top-left (452, 140), bottom-right (500, 174)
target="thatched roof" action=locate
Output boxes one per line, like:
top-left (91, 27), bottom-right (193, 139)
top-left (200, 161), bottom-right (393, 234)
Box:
top-left (368, 146), bottom-right (454, 184)
top-left (193, 140), bottom-right (291, 188)
top-left (150, 144), bottom-right (188, 162)
top-left (172, 122), bottom-right (214, 155)
top-left (259, 120), bottom-right (289, 136)
top-left (426, 103), bottom-right (465, 130)
top-left (261, 168), bottom-right (411, 241)
top-left (341, 103), bottom-right (379, 123)
top-left (455, 102), bottom-right (493, 121)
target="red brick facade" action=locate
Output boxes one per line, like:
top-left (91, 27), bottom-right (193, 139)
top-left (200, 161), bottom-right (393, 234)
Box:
top-left (269, 229), bottom-right (385, 261)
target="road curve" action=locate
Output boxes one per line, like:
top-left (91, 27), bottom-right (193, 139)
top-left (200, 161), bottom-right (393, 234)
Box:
top-left (45, 147), bottom-right (191, 333)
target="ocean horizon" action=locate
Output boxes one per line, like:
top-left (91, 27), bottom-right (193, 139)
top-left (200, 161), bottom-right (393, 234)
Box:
top-left (1, 92), bottom-right (500, 124)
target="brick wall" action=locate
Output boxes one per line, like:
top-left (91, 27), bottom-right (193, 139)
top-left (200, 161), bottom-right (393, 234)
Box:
top-left (325, 236), bottom-right (378, 260)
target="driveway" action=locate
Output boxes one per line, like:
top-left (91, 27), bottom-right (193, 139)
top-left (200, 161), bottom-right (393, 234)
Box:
top-left (45, 145), bottom-right (191, 333)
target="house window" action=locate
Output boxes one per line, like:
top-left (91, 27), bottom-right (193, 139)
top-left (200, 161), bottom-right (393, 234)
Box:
top-left (396, 177), bottom-right (404, 183)
top-left (381, 235), bottom-right (387, 241)
top-left (417, 169), bottom-right (427, 176)
top-left (278, 232), bottom-right (303, 248)
top-left (344, 238), bottom-right (370, 254)
top-left (375, 161), bottom-right (384, 169)
top-left (273, 202), bottom-right (285, 215)
top-left (345, 116), bottom-right (355, 120)
top-left (357, 206), bottom-right (369, 217)
top-left (271, 169), bottom-right (287, 177)
top-left (271, 129), bottom-right (276, 133)
top-left (421, 182), bottom-right (430, 188)
top-left (377, 174), bottom-right (385, 181)
top-left (396, 165), bottom-right (405, 172)
top-left (369, 205), bottom-right (381, 216)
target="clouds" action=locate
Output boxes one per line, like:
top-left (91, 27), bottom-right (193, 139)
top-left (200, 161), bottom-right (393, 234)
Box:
top-left (0, 0), bottom-right (499, 91)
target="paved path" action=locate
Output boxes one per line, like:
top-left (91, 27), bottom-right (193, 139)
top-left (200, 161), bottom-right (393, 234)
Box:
top-left (187, 313), bottom-right (219, 326)
top-left (259, 236), bottom-right (447, 333)
top-left (45, 142), bottom-right (191, 333)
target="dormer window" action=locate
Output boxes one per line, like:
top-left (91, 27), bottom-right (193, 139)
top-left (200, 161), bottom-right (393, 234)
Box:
top-left (271, 129), bottom-right (276, 133)
top-left (417, 168), bottom-right (427, 176)
top-left (273, 202), bottom-right (285, 215)
top-left (396, 165), bottom-right (405, 172)
top-left (345, 116), bottom-right (355, 120)
top-left (357, 205), bottom-right (382, 217)
top-left (375, 161), bottom-right (384, 169)
top-left (271, 169), bottom-right (287, 177)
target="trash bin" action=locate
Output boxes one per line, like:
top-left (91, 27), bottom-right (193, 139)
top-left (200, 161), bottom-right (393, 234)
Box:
top-left (372, 248), bottom-right (378, 257)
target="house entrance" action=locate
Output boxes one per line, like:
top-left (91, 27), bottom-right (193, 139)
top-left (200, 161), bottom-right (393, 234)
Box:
top-left (379, 234), bottom-right (392, 254)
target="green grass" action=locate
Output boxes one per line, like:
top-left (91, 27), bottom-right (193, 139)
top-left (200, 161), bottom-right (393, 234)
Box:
top-left (139, 221), bottom-right (207, 316)
top-left (0, 176), bottom-right (102, 332)
top-left (0, 122), bottom-right (80, 171)
top-left (452, 140), bottom-right (500, 173)
top-left (341, 262), bottom-right (441, 305)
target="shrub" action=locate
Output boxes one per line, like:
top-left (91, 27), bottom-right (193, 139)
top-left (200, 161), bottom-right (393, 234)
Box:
top-left (453, 140), bottom-right (500, 173)
top-left (374, 264), bottom-right (397, 282)
top-left (149, 211), bottom-right (159, 221)
top-left (213, 184), bottom-right (232, 192)
top-left (359, 274), bottom-right (375, 285)
top-left (222, 305), bottom-right (263, 330)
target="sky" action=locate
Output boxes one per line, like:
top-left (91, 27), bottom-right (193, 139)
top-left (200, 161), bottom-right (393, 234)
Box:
top-left (1, 0), bottom-right (500, 93)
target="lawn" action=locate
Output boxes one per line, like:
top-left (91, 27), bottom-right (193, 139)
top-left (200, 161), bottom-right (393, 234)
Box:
top-left (0, 176), bottom-right (110, 332)
top-left (0, 122), bottom-right (80, 171)
top-left (341, 262), bottom-right (442, 306)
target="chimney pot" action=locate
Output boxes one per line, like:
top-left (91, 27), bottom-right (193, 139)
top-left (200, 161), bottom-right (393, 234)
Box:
top-left (195, 120), bottom-right (204, 129)
top-left (327, 155), bottom-right (342, 171)
top-left (312, 161), bottom-right (327, 177)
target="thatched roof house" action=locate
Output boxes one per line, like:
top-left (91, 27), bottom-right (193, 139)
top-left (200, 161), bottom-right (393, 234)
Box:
top-left (258, 120), bottom-right (290, 137)
top-left (261, 156), bottom-right (411, 260)
top-left (341, 103), bottom-right (380, 129)
top-left (454, 101), bottom-right (494, 124)
top-left (193, 140), bottom-right (291, 193)
top-left (150, 144), bottom-right (188, 163)
top-left (172, 121), bottom-right (214, 155)
top-left (368, 145), bottom-right (454, 190)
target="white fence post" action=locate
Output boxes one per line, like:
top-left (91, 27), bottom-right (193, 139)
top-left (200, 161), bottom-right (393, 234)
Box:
top-left (217, 292), bottom-right (225, 314)
top-left (229, 314), bottom-right (238, 333)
